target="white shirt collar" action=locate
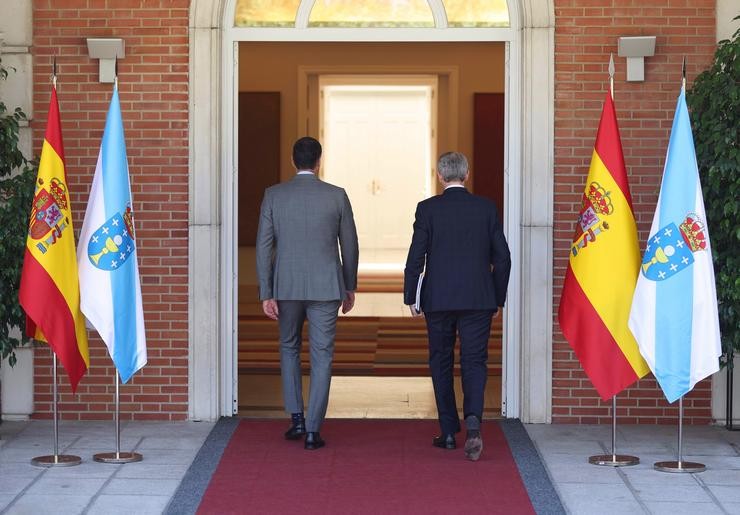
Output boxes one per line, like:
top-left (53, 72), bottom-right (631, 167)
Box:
top-left (297, 170), bottom-right (315, 175)
top-left (444, 184), bottom-right (465, 189)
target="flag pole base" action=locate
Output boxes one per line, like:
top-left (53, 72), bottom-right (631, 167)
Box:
top-left (654, 460), bottom-right (705, 473)
top-left (93, 451), bottom-right (143, 464)
top-left (589, 454), bottom-right (639, 467)
top-left (31, 454), bottom-right (81, 467)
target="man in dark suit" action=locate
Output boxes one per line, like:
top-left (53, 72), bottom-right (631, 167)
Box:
top-left (256, 137), bottom-right (359, 450)
top-left (403, 151), bottom-right (511, 461)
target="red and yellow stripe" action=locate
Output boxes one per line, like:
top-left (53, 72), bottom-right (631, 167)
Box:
top-left (19, 87), bottom-right (89, 391)
top-left (558, 92), bottom-right (649, 400)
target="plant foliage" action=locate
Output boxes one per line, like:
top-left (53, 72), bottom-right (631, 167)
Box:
top-left (687, 20), bottom-right (740, 357)
top-left (0, 57), bottom-right (36, 367)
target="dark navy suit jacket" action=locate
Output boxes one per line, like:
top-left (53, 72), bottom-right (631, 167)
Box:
top-left (403, 187), bottom-right (511, 312)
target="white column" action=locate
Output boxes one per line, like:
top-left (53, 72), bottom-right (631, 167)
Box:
top-left (1, 345), bottom-right (34, 421)
top-left (0, 0), bottom-right (34, 422)
top-left (712, 357), bottom-right (740, 426)
top-left (517, 1), bottom-right (554, 423)
top-left (188, 3), bottom-right (224, 421)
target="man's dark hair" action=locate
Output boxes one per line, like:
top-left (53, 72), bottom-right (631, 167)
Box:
top-left (292, 137), bottom-right (322, 170)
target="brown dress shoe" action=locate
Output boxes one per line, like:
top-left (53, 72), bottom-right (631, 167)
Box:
top-left (464, 431), bottom-right (483, 461)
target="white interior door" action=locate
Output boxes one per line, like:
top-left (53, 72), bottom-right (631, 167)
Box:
top-left (321, 77), bottom-right (436, 270)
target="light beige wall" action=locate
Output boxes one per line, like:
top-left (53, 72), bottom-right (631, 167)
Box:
top-left (717, 0), bottom-right (740, 42)
top-left (0, 0), bottom-right (33, 160)
top-left (238, 42), bottom-right (505, 182)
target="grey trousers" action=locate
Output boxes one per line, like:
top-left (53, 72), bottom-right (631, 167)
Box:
top-left (277, 300), bottom-right (341, 432)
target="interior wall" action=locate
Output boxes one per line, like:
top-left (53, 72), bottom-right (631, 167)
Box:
top-left (238, 42), bottom-right (505, 288)
top-left (239, 42), bottom-right (505, 182)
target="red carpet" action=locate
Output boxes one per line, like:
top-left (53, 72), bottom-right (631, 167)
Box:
top-left (197, 420), bottom-right (536, 515)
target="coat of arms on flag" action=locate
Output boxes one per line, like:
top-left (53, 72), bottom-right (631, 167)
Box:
top-left (641, 214), bottom-right (707, 282)
top-left (87, 205), bottom-right (136, 271)
top-left (28, 177), bottom-right (70, 252)
top-left (571, 181), bottom-right (614, 256)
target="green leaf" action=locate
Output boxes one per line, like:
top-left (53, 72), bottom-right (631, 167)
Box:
top-left (687, 20), bottom-right (740, 359)
top-left (0, 56), bottom-right (36, 368)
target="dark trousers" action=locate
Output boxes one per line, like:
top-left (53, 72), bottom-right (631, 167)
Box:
top-left (425, 310), bottom-right (494, 435)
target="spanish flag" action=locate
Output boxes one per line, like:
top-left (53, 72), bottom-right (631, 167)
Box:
top-left (558, 92), bottom-right (649, 400)
top-left (19, 85), bottom-right (89, 391)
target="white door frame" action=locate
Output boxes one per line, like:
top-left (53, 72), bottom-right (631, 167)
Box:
top-left (188, 0), bottom-right (554, 422)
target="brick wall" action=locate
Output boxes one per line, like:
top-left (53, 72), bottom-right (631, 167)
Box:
top-left (27, 0), bottom-right (720, 422)
top-left (31, 0), bottom-right (189, 420)
top-left (553, 0), bottom-right (717, 423)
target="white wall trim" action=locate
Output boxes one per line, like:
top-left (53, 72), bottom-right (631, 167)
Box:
top-left (189, 0), bottom-right (555, 423)
top-left (227, 27), bottom-right (515, 42)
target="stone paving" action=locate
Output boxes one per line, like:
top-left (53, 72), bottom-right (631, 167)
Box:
top-left (527, 423), bottom-right (740, 515)
top-left (0, 420), bottom-right (213, 515)
top-left (2, 419), bottom-right (740, 514)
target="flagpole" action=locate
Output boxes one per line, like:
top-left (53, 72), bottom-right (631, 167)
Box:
top-left (30, 63), bottom-right (81, 468)
top-left (651, 59), bottom-right (708, 474)
top-left (588, 395), bottom-right (639, 466)
top-left (31, 348), bottom-right (81, 467)
top-left (93, 371), bottom-right (142, 463)
top-left (655, 396), bottom-right (705, 473)
top-left (609, 53), bottom-right (615, 100)
top-left (588, 56), bottom-right (639, 467)
top-left (91, 65), bottom-right (142, 464)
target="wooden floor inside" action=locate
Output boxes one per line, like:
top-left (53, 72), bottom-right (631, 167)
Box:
top-left (239, 375), bottom-right (502, 419)
top-left (238, 286), bottom-right (503, 419)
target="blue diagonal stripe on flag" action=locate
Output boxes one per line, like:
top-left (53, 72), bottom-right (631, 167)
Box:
top-left (654, 91), bottom-right (696, 400)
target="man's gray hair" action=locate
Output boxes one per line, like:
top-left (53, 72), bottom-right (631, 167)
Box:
top-left (437, 152), bottom-right (469, 182)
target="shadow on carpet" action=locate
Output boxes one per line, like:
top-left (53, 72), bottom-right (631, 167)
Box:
top-left (166, 418), bottom-right (564, 515)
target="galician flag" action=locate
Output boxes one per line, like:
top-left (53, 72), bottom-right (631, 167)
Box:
top-left (628, 87), bottom-right (721, 403)
top-left (558, 91), bottom-right (650, 400)
top-left (77, 85), bottom-right (146, 383)
top-left (19, 85), bottom-right (89, 391)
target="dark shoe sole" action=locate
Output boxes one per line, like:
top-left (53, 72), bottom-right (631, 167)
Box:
top-left (433, 439), bottom-right (456, 450)
top-left (285, 431), bottom-right (306, 440)
top-left (304, 441), bottom-right (325, 450)
top-left (464, 435), bottom-right (483, 461)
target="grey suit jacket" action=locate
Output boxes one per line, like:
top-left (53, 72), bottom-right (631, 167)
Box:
top-left (256, 173), bottom-right (359, 301)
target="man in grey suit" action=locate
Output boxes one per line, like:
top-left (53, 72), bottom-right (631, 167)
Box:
top-left (256, 137), bottom-right (359, 450)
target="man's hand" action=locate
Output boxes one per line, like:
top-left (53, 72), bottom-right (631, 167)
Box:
top-left (408, 305), bottom-right (423, 318)
top-left (342, 291), bottom-right (356, 314)
top-left (262, 299), bottom-right (279, 320)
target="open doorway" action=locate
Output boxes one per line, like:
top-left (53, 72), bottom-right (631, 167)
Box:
top-left (320, 75), bottom-right (437, 273)
top-left (236, 42), bottom-right (504, 420)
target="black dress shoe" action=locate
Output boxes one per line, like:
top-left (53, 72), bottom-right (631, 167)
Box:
top-left (304, 432), bottom-right (325, 450)
top-left (284, 421), bottom-right (306, 440)
top-left (432, 434), bottom-right (456, 449)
